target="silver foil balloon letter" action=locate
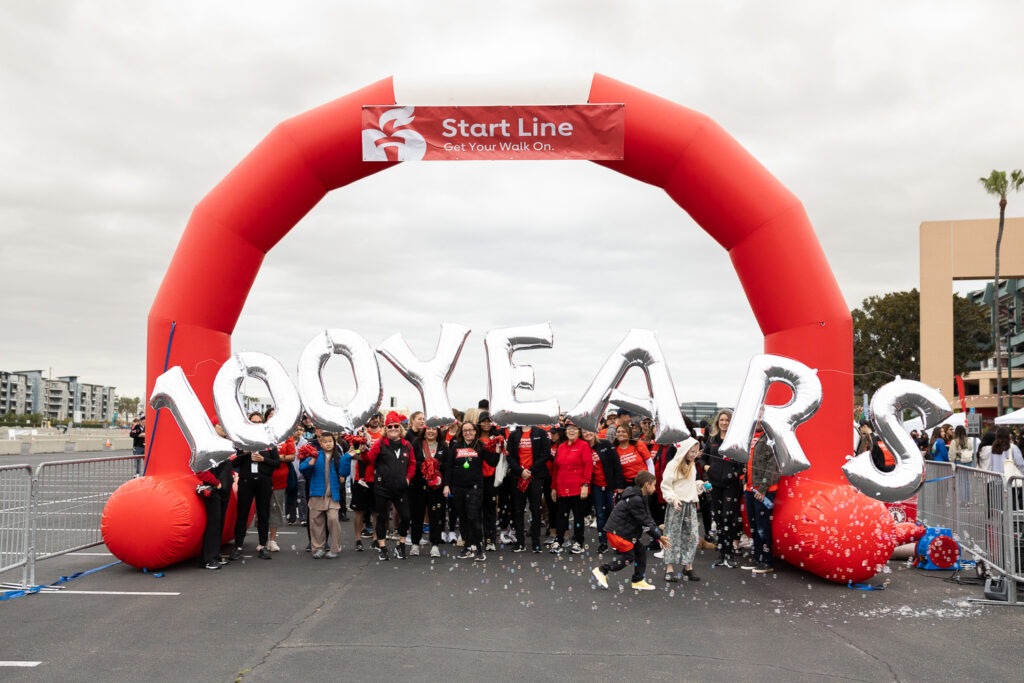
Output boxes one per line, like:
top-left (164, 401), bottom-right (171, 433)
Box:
top-left (376, 323), bottom-right (470, 429)
top-left (842, 378), bottom-right (951, 503)
top-left (484, 323), bottom-right (560, 428)
top-left (719, 354), bottom-right (822, 475)
top-left (566, 329), bottom-right (689, 444)
top-left (213, 352), bottom-right (302, 451)
top-left (149, 366), bottom-right (235, 473)
top-left (297, 329), bottom-right (383, 433)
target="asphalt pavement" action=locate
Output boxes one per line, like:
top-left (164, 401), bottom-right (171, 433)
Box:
top-left (0, 523), bottom-right (1018, 683)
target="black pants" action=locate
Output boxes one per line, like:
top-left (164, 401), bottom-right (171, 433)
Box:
top-left (498, 477), bottom-right (514, 531)
top-left (600, 540), bottom-right (647, 582)
top-left (409, 485), bottom-right (444, 545)
top-left (556, 494), bottom-right (586, 545)
top-left (201, 493), bottom-right (229, 564)
top-left (235, 475), bottom-right (272, 548)
top-left (452, 486), bottom-right (483, 549)
top-left (375, 490), bottom-right (410, 542)
top-left (710, 484), bottom-right (743, 557)
top-left (699, 490), bottom-right (713, 538)
top-left (482, 477), bottom-right (498, 544)
top-left (513, 477), bottom-right (545, 547)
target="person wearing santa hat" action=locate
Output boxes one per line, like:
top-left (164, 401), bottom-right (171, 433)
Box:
top-left (361, 411), bottom-right (417, 561)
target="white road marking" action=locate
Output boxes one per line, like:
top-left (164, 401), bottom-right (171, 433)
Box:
top-left (0, 662), bottom-right (42, 667)
top-left (41, 590), bottom-right (180, 596)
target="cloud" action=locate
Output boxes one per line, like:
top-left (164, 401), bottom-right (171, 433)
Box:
top-left (1, 1), bottom-right (1021, 413)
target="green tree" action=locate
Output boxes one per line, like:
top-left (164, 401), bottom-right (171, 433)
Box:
top-left (979, 169), bottom-right (1024, 414)
top-left (116, 396), bottom-right (140, 422)
top-left (852, 289), bottom-right (991, 397)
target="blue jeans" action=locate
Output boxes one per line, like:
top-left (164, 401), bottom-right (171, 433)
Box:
top-left (744, 490), bottom-right (775, 566)
top-left (593, 486), bottom-right (615, 544)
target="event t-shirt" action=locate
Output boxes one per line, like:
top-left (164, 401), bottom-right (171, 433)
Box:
top-left (591, 447), bottom-right (607, 488)
top-left (617, 441), bottom-right (651, 483)
top-left (518, 436), bottom-right (534, 471)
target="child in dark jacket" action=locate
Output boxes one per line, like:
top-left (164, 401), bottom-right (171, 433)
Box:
top-left (592, 470), bottom-right (670, 591)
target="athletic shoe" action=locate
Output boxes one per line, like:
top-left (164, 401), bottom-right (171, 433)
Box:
top-left (268, 540), bottom-right (280, 552)
top-left (715, 557), bottom-right (738, 569)
top-left (631, 579), bottom-right (656, 591)
top-left (216, 556), bottom-right (229, 566)
top-left (532, 545), bottom-right (542, 554)
top-left (653, 550), bottom-right (664, 559)
top-left (485, 542), bottom-right (496, 552)
top-left (361, 528), bottom-right (374, 538)
top-left (377, 546), bottom-right (390, 561)
top-left (457, 547), bottom-right (475, 560)
top-left (753, 563), bottom-right (774, 574)
top-left (304, 543), bottom-right (311, 552)
top-left (257, 547), bottom-right (272, 560)
top-left (592, 567), bottom-right (609, 589)
top-left (409, 544), bottom-right (420, 556)
top-left (740, 561), bottom-right (757, 571)
top-left (597, 543), bottom-right (608, 554)
top-left (685, 569), bottom-right (701, 582)
top-left (312, 549), bottom-right (325, 559)
top-left (474, 549), bottom-right (486, 562)
top-left (512, 544), bottom-right (527, 553)
top-left (442, 531), bottom-right (452, 543)
top-left (545, 537), bottom-right (559, 547)
top-left (430, 544), bottom-right (441, 558)
top-left (325, 551), bottom-right (339, 559)
top-left (287, 518), bottom-right (296, 526)
top-left (229, 547), bottom-right (244, 561)
top-left (204, 562), bottom-right (221, 570)
top-left (570, 542), bottom-right (584, 555)
top-left (355, 540), bottom-right (364, 552)
top-left (549, 543), bottom-right (562, 554)
top-left (339, 511), bottom-right (349, 521)
top-left (395, 544), bottom-right (407, 560)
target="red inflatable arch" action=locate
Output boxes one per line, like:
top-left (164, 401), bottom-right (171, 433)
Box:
top-left (101, 75), bottom-right (899, 582)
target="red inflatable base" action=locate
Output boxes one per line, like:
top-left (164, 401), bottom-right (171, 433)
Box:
top-left (101, 475), bottom-right (242, 569)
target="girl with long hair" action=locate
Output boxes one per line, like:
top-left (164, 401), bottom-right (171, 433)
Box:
top-left (659, 437), bottom-right (702, 582)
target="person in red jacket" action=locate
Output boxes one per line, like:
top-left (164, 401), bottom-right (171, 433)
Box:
top-left (550, 421), bottom-right (593, 554)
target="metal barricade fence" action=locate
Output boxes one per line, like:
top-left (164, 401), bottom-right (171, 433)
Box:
top-left (918, 461), bottom-right (956, 531)
top-left (953, 465), bottom-right (1012, 579)
top-left (0, 465), bottom-right (33, 588)
top-left (0, 455), bottom-right (143, 589)
top-left (1008, 475), bottom-right (1024, 581)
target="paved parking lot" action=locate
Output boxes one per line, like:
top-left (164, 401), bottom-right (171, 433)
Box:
top-left (0, 524), bottom-right (1017, 682)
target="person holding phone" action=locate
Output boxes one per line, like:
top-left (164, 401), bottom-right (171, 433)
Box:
top-left (229, 411), bottom-right (280, 561)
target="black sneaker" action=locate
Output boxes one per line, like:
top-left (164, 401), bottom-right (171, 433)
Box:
top-left (216, 556), bottom-right (229, 566)
top-left (361, 528), bottom-right (374, 538)
top-left (532, 545), bottom-right (542, 554)
top-left (355, 540), bottom-right (364, 552)
top-left (204, 562), bottom-right (221, 570)
top-left (740, 561), bottom-right (757, 571)
top-left (753, 563), bottom-right (774, 574)
top-left (474, 549), bottom-right (486, 562)
top-left (395, 544), bottom-right (407, 560)
top-left (512, 544), bottom-right (527, 553)
top-left (257, 547), bottom-right (272, 560)
top-left (339, 511), bottom-right (349, 521)
top-left (229, 547), bottom-right (244, 561)
top-left (457, 547), bottom-right (475, 560)
top-left (715, 556), bottom-right (738, 569)
top-left (597, 543), bottom-right (608, 554)
top-left (377, 545), bottom-right (390, 561)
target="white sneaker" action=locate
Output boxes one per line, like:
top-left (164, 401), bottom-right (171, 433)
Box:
top-left (499, 531), bottom-right (512, 544)
top-left (570, 542), bottom-right (584, 555)
top-left (485, 542), bottom-right (497, 552)
top-left (653, 550), bottom-right (664, 559)
top-left (430, 544), bottom-right (441, 558)
top-left (409, 544), bottom-right (420, 556)
top-left (592, 566), bottom-right (609, 589)
top-left (441, 531), bottom-right (451, 543)
top-left (268, 540), bottom-right (281, 552)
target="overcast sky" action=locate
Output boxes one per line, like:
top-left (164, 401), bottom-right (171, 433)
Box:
top-left (2, 1), bottom-right (1022, 414)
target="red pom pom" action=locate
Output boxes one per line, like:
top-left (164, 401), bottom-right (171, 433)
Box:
top-left (197, 471), bottom-right (218, 486)
top-left (298, 444), bottom-right (318, 460)
top-left (420, 458), bottom-right (442, 488)
top-left (516, 477), bottom-right (530, 493)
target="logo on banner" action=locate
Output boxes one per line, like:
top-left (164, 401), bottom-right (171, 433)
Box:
top-left (361, 106), bottom-right (426, 161)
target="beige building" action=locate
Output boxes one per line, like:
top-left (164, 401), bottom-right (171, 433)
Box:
top-left (920, 218), bottom-right (1024, 419)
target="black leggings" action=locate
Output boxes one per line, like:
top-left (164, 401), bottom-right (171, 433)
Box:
top-left (408, 485), bottom-right (444, 545)
top-left (201, 494), bottom-right (229, 564)
top-left (710, 484), bottom-right (743, 557)
top-left (600, 540), bottom-right (647, 582)
top-left (234, 475), bottom-right (272, 548)
top-left (556, 494), bottom-right (587, 545)
top-left (482, 477), bottom-right (498, 544)
top-left (375, 491), bottom-right (410, 543)
top-left (452, 486), bottom-right (483, 549)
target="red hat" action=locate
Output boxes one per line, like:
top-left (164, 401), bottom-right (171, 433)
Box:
top-left (385, 411), bottom-right (403, 426)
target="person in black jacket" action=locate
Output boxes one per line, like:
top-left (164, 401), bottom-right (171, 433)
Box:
top-left (582, 429), bottom-right (624, 554)
top-left (409, 425), bottom-right (449, 557)
top-left (507, 425), bottom-right (553, 553)
top-left (444, 421), bottom-right (499, 561)
top-left (229, 412), bottom-right (281, 561)
top-left (592, 471), bottom-right (670, 591)
top-left (197, 420), bottom-right (234, 569)
top-left (363, 411), bottom-right (416, 561)
top-left (700, 408), bottom-right (744, 568)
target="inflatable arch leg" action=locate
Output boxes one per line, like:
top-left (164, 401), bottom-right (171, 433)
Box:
top-left (101, 75), bottom-right (897, 582)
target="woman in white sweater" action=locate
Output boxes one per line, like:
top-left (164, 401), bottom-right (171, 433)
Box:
top-left (660, 437), bottom-right (702, 582)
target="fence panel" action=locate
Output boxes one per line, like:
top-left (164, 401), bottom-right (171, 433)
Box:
top-left (918, 461), bottom-right (957, 530)
top-left (28, 455), bottom-right (142, 585)
top-left (0, 465), bottom-right (33, 587)
top-left (1007, 475), bottom-right (1024, 582)
top-left (953, 465), bottom-right (1012, 578)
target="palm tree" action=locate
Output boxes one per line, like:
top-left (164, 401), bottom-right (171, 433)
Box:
top-left (978, 169), bottom-right (1024, 414)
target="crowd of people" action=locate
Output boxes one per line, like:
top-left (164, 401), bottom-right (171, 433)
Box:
top-left (857, 420), bottom-right (1024, 474)
top-left (193, 402), bottom-right (782, 591)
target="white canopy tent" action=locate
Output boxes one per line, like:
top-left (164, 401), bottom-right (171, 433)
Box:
top-left (995, 406), bottom-right (1024, 425)
top-left (900, 412), bottom-right (969, 435)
